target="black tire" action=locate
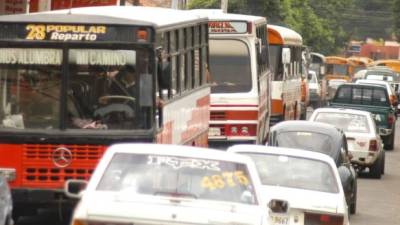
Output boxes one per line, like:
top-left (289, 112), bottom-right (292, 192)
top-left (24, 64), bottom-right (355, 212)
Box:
top-left (369, 153), bottom-right (383, 179)
top-left (381, 151), bottom-right (386, 175)
top-left (350, 179), bottom-right (357, 214)
top-left (384, 130), bottom-right (395, 150)
top-left (5, 215), bottom-right (12, 225)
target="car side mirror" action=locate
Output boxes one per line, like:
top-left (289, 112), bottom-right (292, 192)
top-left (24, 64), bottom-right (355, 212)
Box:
top-left (338, 166), bottom-right (351, 193)
top-left (64, 179), bottom-right (88, 199)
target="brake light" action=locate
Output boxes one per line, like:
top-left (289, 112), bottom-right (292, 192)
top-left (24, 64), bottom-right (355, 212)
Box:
top-left (369, 140), bottom-right (378, 151)
top-left (247, 22), bottom-right (252, 33)
top-left (387, 114), bottom-right (395, 126)
top-left (305, 213), bottom-right (344, 225)
top-left (390, 94), bottom-right (396, 105)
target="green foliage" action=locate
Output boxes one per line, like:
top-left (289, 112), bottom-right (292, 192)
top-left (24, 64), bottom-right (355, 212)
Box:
top-left (188, 0), bottom-right (247, 14)
top-left (393, 0), bottom-right (400, 40)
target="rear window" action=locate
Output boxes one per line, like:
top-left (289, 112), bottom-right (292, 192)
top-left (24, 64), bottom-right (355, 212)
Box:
top-left (334, 86), bottom-right (389, 106)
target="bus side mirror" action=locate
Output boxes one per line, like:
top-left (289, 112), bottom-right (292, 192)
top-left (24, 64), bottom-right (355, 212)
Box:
top-left (282, 47), bottom-right (291, 64)
top-left (158, 62), bottom-right (171, 89)
top-left (140, 73), bottom-right (153, 107)
top-left (320, 66), bottom-right (326, 75)
top-left (258, 45), bottom-right (268, 65)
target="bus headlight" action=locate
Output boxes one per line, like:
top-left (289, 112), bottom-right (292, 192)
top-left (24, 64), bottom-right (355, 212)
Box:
top-left (230, 126), bottom-right (238, 135)
top-left (0, 168), bottom-right (16, 181)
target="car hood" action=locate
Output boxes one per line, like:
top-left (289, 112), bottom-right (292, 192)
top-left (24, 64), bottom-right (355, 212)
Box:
top-left (260, 186), bottom-right (344, 214)
top-left (78, 192), bottom-right (263, 225)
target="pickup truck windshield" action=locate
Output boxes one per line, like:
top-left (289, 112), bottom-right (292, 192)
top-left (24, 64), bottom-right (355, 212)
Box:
top-left (333, 86), bottom-right (390, 107)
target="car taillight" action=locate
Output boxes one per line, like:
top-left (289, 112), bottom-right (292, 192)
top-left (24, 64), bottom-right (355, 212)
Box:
top-left (304, 213), bottom-right (344, 225)
top-left (387, 114), bottom-right (395, 126)
top-left (390, 94), bottom-right (397, 105)
top-left (369, 140), bottom-right (378, 151)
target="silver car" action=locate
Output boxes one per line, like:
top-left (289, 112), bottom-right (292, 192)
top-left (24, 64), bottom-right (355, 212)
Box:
top-left (0, 174), bottom-right (13, 225)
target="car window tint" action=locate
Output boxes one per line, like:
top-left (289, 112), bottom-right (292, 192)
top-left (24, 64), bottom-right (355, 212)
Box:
top-left (314, 112), bottom-right (371, 133)
top-left (275, 131), bottom-right (334, 155)
top-left (246, 153), bottom-right (339, 193)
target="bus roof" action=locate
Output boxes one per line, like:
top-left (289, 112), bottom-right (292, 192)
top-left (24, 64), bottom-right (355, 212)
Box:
top-left (190, 9), bottom-right (266, 25)
top-left (347, 56), bottom-right (373, 66)
top-left (310, 52), bottom-right (326, 63)
top-left (325, 56), bottom-right (348, 64)
top-left (0, 6), bottom-right (207, 30)
top-left (267, 24), bottom-right (302, 46)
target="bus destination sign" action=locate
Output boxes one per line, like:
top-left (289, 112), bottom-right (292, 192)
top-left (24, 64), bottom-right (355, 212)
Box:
top-left (208, 21), bottom-right (248, 34)
top-left (25, 24), bottom-right (106, 41)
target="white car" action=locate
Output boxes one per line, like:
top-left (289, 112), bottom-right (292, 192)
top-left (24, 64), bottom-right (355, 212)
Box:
top-left (309, 108), bottom-right (385, 178)
top-left (0, 174), bottom-right (13, 225)
top-left (228, 145), bottom-right (350, 225)
top-left (66, 143), bottom-right (268, 225)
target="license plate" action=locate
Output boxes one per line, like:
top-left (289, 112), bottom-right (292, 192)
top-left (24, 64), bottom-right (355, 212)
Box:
top-left (270, 214), bottom-right (289, 225)
top-left (208, 127), bottom-right (221, 136)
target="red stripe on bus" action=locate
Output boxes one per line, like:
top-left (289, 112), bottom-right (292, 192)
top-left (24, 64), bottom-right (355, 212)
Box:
top-left (197, 95), bottom-right (210, 107)
top-left (211, 104), bottom-right (258, 107)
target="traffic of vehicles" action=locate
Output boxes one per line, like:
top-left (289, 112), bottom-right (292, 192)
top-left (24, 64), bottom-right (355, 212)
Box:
top-left (0, 4), bottom-right (399, 225)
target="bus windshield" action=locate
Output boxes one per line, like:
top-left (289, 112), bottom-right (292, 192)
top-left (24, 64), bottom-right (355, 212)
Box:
top-left (326, 64), bottom-right (348, 76)
top-left (0, 47), bottom-right (151, 131)
top-left (209, 39), bottom-right (252, 93)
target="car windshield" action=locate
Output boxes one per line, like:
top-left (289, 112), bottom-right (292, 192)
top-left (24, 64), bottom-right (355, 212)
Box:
top-left (334, 86), bottom-right (389, 106)
top-left (275, 131), bottom-right (334, 156)
top-left (246, 153), bottom-right (338, 193)
top-left (314, 113), bottom-right (370, 133)
top-left (209, 39), bottom-right (252, 93)
top-left (97, 153), bottom-right (258, 205)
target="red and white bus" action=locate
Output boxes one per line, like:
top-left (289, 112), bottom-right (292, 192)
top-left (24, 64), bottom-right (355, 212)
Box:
top-left (192, 10), bottom-right (270, 148)
top-left (0, 6), bottom-right (210, 217)
top-left (268, 25), bottom-right (303, 125)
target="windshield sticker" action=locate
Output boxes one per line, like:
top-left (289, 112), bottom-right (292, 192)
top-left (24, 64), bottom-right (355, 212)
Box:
top-left (0, 48), bottom-right (62, 65)
top-left (147, 155), bottom-right (221, 171)
top-left (26, 24), bottom-right (106, 41)
top-left (201, 171), bottom-right (249, 190)
top-left (296, 132), bottom-right (312, 136)
top-left (71, 50), bottom-right (135, 66)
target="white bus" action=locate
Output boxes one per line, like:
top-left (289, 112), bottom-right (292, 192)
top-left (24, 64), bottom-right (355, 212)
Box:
top-left (0, 6), bottom-right (210, 217)
top-left (268, 24), bottom-right (303, 125)
top-left (192, 10), bottom-right (271, 148)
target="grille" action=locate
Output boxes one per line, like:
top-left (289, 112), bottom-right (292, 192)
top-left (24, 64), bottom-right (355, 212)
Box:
top-left (22, 144), bottom-right (107, 188)
top-left (210, 111), bottom-right (226, 120)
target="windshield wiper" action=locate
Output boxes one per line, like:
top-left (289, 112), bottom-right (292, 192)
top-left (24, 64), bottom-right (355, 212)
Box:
top-left (153, 191), bottom-right (198, 199)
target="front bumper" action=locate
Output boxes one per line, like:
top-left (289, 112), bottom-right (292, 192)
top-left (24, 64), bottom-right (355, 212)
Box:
top-left (208, 139), bottom-right (255, 150)
top-left (12, 188), bottom-right (77, 207)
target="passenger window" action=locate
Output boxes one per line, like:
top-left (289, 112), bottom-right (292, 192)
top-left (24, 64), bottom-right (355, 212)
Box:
top-left (335, 86), bottom-right (351, 102)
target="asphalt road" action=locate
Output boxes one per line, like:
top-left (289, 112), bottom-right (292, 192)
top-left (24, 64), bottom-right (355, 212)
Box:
top-left (15, 114), bottom-right (400, 225)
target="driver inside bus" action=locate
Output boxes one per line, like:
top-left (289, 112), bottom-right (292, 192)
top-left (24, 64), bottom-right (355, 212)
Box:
top-left (94, 65), bottom-right (138, 128)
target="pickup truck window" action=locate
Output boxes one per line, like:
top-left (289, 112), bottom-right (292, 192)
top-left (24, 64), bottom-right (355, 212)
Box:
top-left (334, 86), bottom-right (389, 106)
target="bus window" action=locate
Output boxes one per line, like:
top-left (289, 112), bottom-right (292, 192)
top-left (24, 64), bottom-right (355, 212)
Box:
top-left (269, 45), bottom-right (282, 81)
top-left (67, 48), bottom-right (149, 130)
top-left (0, 48), bottom-right (62, 130)
top-left (209, 39), bottom-right (251, 93)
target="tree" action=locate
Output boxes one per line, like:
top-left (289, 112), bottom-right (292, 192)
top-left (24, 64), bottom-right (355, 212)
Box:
top-left (393, 0), bottom-right (400, 40)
